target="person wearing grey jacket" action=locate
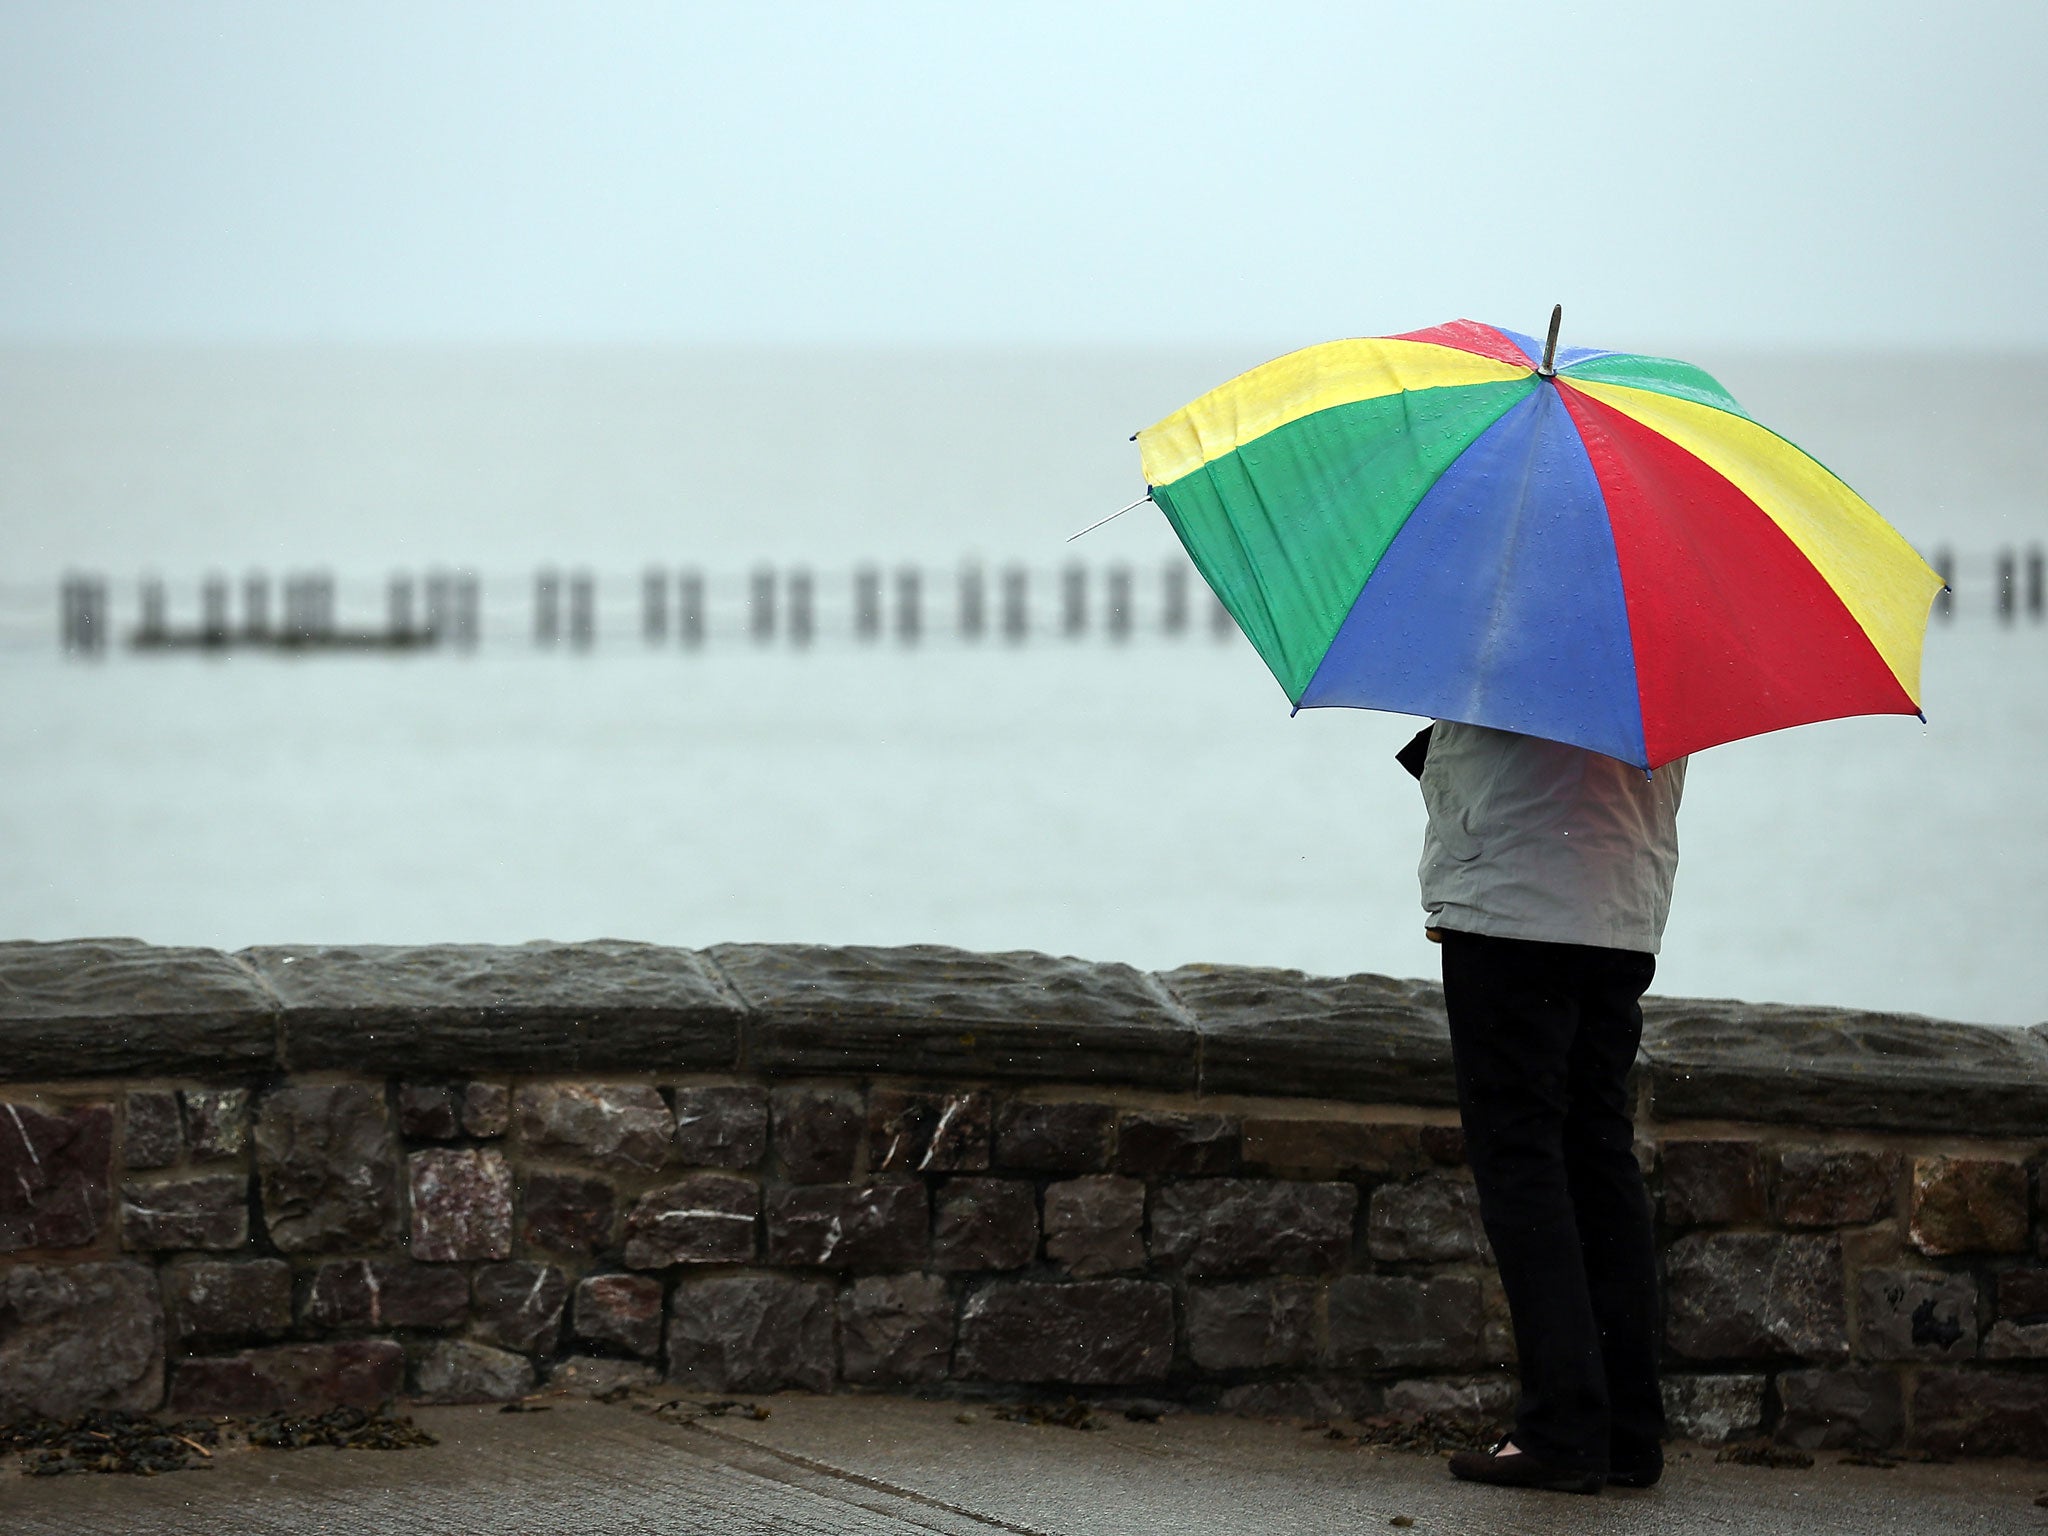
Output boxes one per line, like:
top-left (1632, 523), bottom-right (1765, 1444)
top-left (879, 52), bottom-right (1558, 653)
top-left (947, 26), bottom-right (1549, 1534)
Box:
top-left (1407, 720), bottom-right (1686, 1496)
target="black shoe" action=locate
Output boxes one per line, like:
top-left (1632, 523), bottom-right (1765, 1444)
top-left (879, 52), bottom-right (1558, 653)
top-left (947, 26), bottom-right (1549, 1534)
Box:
top-left (1447, 1438), bottom-right (1604, 1496)
top-left (1607, 1459), bottom-right (1662, 1489)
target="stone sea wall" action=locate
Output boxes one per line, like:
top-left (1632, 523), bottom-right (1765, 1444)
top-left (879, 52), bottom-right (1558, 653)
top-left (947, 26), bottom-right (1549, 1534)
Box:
top-left (3, 938), bottom-right (2046, 1457)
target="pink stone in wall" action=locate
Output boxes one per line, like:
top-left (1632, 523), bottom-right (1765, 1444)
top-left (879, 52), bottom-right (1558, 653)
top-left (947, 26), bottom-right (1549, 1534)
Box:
top-left (409, 1148), bottom-right (513, 1261)
top-left (0, 1101), bottom-right (114, 1251)
top-left (1910, 1156), bottom-right (2030, 1256)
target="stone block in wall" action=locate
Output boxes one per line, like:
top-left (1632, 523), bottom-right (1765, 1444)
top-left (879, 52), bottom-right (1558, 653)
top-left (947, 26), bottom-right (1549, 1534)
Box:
top-left (671, 1084), bottom-right (769, 1169)
top-left (170, 1339), bottom-right (404, 1414)
top-left (1856, 1268), bottom-right (1979, 1360)
top-left (397, 1083), bottom-right (461, 1140)
top-left (765, 1182), bottom-right (928, 1270)
top-left (462, 1081), bottom-right (510, 1138)
top-left (1983, 1320), bottom-right (2048, 1358)
top-left (932, 1178), bottom-right (1037, 1271)
top-left (254, 1082), bottom-right (401, 1254)
top-left (182, 1088), bottom-right (248, 1161)
top-left (716, 942), bottom-right (1197, 1091)
top-left (667, 1273), bottom-right (835, 1393)
top-left (1044, 1175), bottom-right (1145, 1277)
top-left (622, 1173), bottom-right (759, 1268)
top-left (771, 1086), bottom-right (865, 1182)
top-left (122, 1173), bottom-right (249, 1250)
top-left (521, 1170), bottom-right (618, 1256)
top-left (869, 1088), bottom-right (991, 1173)
top-left (164, 1258), bottom-right (292, 1344)
top-left (1367, 1175), bottom-right (1488, 1265)
top-left (1659, 1374), bottom-right (1765, 1444)
top-left (993, 1100), bottom-right (1116, 1172)
top-left (409, 1148), bottom-right (513, 1261)
top-left (956, 1279), bottom-right (1173, 1385)
top-left (1114, 1111), bottom-right (1239, 1176)
top-left (1, 1100), bottom-right (113, 1251)
top-left (1150, 1179), bottom-right (1356, 1278)
top-left (1384, 1375), bottom-right (1515, 1423)
top-left (1910, 1155), bottom-right (2029, 1255)
top-left (1663, 1232), bottom-right (1847, 1361)
top-left (1159, 963), bottom-right (1456, 1104)
top-left (0, 939), bottom-right (276, 1078)
top-left (244, 941), bottom-right (743, 1074)
top-left (1910, 1370), bottom-right (2048, 1458)
top-left (574, 1273), bottom-right (664, 1358)
top-left (474, 1261), bottom-right (569, 1354)
top-left (1660, 1139), bottom-right (1767, 1227)
top-left (1326, 1275), bottom-right (1485, 1371)
top-left (1184, 1280), bottom-right (1318, 1371)
top-left (415, 1339), bottom-right (536, 1404)
top-left (125, 1090), bottom-right (183, 1169)
top-left (0, 1261), bottom-right (164, 1418)
top-left (1639, 1000), bottom-right (2048, 1135)
top-left (306, 1259), bottom-right (469, 1330)
top-left (1998, 1268), bottom-right (2048, 1321)
top-left (1770, 1147), bottom-right (1901, 1228)
top-left (514, 1083), bottom-right (673, 1173)
top-left (1777, 1368), bottom-right (1904, 1451)
top-left (549, 1356), bottom-right (661, 1396)
top-left (839, 1273), bottom-right (954, 1384)
top-left (1241, 1118), bottom-right (1427, 1178)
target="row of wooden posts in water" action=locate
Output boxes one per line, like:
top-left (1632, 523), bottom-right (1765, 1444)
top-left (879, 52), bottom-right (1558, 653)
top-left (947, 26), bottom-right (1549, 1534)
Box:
top-left (49, 547), bottom-right (2048, 655)
top-left (50, 563), bottom-right (1235, 655)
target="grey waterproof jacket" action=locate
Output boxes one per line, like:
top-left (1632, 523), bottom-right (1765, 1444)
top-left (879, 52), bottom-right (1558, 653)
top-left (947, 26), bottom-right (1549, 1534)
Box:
top-left (1418, 721), bottom-right (1686, 955)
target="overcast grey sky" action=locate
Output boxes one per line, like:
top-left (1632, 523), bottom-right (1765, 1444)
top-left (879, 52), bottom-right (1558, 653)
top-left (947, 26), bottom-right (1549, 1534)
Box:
top-left (2, 1), bottom-right (2043, 349)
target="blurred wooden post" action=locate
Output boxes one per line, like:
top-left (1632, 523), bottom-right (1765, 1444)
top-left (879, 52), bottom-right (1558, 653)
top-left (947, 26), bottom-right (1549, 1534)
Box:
top-left (894, 567), bottom-right (921, 644)
top-left (642, 568), bottom-right (669, 644)
top-left (1932, 547), bottom-right (1953, 621)
top-left (855, 566), bottom-right (882, 642)
top-left (1161, 564), bottom-right (1188, 636)
top-left (1209, 590), bottom-right (1234, 638)
top-left (958, 564), bottom-right (986, 641)
top-left (1106, 565), bottom-right (1132, 642)
top-left (567, 571), bottom-right (595, 648)
top-left (535, 569), bottom-right (561, 646)
top-left (424, 570), bottom-right (451, 643)
top-left (201, 573), bottom-right (229, 646)
top-left (750, 567), bottom-right (776, 644)
top-left (1000, 566), bottom-right (1028, 643)
top-left (679, 569), bottom-right (706, 647)
top-left (2027, 546), bottom-right (2044, 622)
top-left (453, 572), bottom-right (480, 648)
top-left (1997, 548), bottom-right (2016, 624)
top-left (788, 569), bottom-right (814, 647)
top-left (59, 574), bottom-right (107, 655)
top-left (1062, 563), bottom-right (1087, 637)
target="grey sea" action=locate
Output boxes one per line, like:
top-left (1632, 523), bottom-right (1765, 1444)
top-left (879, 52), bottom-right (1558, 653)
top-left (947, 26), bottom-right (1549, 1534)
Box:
top-left (2, 346), bottom-right (2043, 1026)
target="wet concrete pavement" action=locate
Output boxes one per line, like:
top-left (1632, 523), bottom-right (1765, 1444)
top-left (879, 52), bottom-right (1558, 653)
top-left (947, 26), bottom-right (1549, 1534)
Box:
top-left (7, 1392), bottom-right (2045, 1535)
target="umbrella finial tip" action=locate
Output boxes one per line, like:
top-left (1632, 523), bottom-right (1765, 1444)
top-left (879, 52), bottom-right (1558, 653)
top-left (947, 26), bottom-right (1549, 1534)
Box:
top-left (1539, 304), bottom-right (1563, 377)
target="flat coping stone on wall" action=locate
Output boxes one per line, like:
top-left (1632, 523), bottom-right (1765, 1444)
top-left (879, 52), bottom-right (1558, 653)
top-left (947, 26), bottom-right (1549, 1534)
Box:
top-left (711, 943), bottom-right (1197, 1091)
top-left (243, 942), bottom-right (743, 1074)
top-left (1640, 998), bottom-right (2048, 1136)
top-left (1160, 964), bottom-right (1458, 1106)
top-left (0, 939), bottom-right (277, 1079)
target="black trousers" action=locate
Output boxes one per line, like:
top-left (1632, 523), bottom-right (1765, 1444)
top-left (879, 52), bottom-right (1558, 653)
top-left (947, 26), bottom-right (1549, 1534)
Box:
top-left (1439, 928), bottom-right (1665, 1475)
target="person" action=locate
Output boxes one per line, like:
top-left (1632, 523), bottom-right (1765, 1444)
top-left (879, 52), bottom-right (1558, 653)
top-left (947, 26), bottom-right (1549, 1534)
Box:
top-left (1401, 719), bottom-right (1686, 1496)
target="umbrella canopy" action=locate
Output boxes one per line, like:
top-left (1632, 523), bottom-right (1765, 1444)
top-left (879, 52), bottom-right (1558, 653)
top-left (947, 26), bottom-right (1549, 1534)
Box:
top-left (1136, 318), bottom-right (1944, 771)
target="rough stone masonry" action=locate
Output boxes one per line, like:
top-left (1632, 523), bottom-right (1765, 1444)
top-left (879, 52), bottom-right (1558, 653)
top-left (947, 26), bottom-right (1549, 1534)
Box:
top-left (3, 937), bottom-right (2047, 1458)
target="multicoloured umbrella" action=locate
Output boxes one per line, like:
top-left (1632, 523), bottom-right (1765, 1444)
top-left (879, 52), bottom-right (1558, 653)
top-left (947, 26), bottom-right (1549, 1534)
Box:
top-left (1134, 314), bottom-right (1944, 771)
